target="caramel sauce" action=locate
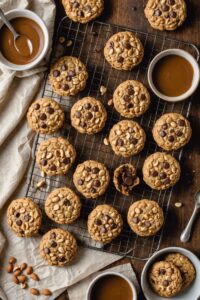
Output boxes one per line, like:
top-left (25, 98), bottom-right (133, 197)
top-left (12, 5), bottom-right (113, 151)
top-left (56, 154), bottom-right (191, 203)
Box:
top-left (152, 55), bottom-right (194, 97)
top-left (90, 275), bottom-right (133, 300)
top-left (0, 17), bottom-right (44, 65)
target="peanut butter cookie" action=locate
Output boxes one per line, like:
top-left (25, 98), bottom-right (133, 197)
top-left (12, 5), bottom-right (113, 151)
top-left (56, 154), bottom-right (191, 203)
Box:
top-left (88, 204), bottom-right (123, 243)
top-left (104, 31), bottom-right (144, 70)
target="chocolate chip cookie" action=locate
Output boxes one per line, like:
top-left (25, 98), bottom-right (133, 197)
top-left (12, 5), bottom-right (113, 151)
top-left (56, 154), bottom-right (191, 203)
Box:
top-left (109, 120), bottom-right (146, 157)
top-left (70, 97), bottom-right (107, 134)
top-left (149, 261), bottom-right (183, 297)
top-left (7, 198), bottom-right (42, 237)
top-left (104, 31), bottom-right (144, 70)
top-left (143, 152), bottom-right (181, 190)
top-left (113, 80), bottom-right (150, 118)
top-left (113, 164), bottom-right (140, 196)
top-left (88, 204), bottom-right (123, 243)
top-left (152, 113), bottom-right (192, 150)
top-left (27, 98), bottom-right (65, 135)
top-left (73, 160), bottom-right (110, 199)
top-left (36, 137), bottom-right (76, 176)
top-left (49, 56), bottom-right (88, 96)
top-left (165, 253), bottom-right (196, 290)
top-left (39, 228), bottom-right (77, 266)
top-left (62, 0), bottom-right (104, 23)
top-left (127, 199), bottom-right (164, 236)
top-left (144, 0), bottom-right (187, 31)
top-left (45, 187), bottom-right (81, 224)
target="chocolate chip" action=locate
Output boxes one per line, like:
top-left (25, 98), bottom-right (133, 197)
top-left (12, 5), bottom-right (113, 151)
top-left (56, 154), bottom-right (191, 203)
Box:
top-left (94, 219), bottom-right (102, 226)
top-left (127, 86), bottom-right (134, 95)
top-left (132, 217), bottom-right (139, 224)
top-left (178, 119), bottom-right (186, 126)
top-left (78, 179), bottom-right (84, 185)
top-left (50, 232), bottom-right (56, 239)
top-left (53, 70), bottom-right (60, 77)
top-left (151, 170), bottom-right (158, 177)
top-left (34, 103), bottom-right (40, 110)
top-left (46, 106), bottom-right (54, 114)
top-left (84, 103), bottom-right (91, 109)
top-left (86, 167), bottom-right (91, 172)
top-left (40, 113), bottom-right (47, 120)
top-left (117, 56), bottom-right (124, 63)
top-left (100, 226), bottom-right (107, 233)
top-left (41, 159), bottom-right (47, 166)
top-left (75, 111), bottom-right (81, 118)
top-left (61, 64), bottom-right (68, 71)
top-left (130, 138), bottom-right (138, 145)
top-left (124, 42), bottom-right (131, 49)
top-left (163, 162), bottom-right (170, 169)
top-left (50, 165), bottom-right (57, 171)
top-left (16, 220), bottom-right (22, 226)
top-left (127, 103), bottom-right (133, 109)
top-left (168, 135), bottom-right (175, 142)
top-left (159, 172), bottom-right (167, 179)
top-left (84, 4), bottom-right (91, 11)
top-left (162, 280), bottom-right (169, 287)
top-left (162, 4), bottom-right (169, 11)
top-left (116, 139), bottom-right (124, 146)
top-left (77, 10), bottom-right (84, 17)
top-left (163, 178), bottom-right (170, 184)
top-left (24, 214), bottom-right (30, 221)
top-left (62, 157), bottom-right (70, 164)
top-left (154, 9), bottom-right (161, 16)
top-left (169, 11), bottom-right (177, 18)
top-left (80, 121), bottom-right (86, 128)
top-left (73, 1), bottom-right (79, 8)
top-left (44, 247), bottom-right (50, 254)
top-left (66, 76), bottom-right (72, 81)
top-left (51, 241), bottom-right (57, 248)
top-left (92, 167), bottom-right (100, 174)
top-left (168, 0), bottom-right (175, 4)
top-left (41, 123), bottom-right (47, 129)
top-left (159, 130), bottom-right (166, 137)
top-left (144, 221), bottom-right (151, 228)
top-left (85, 112), bottom-right (93, 119)
top-left (61, 83), bottom-right (69, 91)
top-left (93, 180), bottom-right (100, 187)
top-left (92, 105), bottom-right (99, 112)
top-left (111, 223), bottom-right (117, 229)
top-left (14, 211), bottom-right (20, 218)
top-left (68, 70), bottom-right (76, 77)
top-left (124, 95), bottom-right (131, 102)
top-left (140, 94), bottom-right (146, 101)
top-left (159, 268), bottom-right (166, 275)
top-left (109, 42), bottom-right (114, 49)
top-left (176, 130), bottom-right (183, 137)
top-left (162, 123), bottom-right (168, 130)
top-left (90, 187), bottom-right (96, 193)
top-left (64, 200), bottom-right (71, 206)
top-left (58, 257), bottom-right (65, 262)
top-left (123, 176), bottom-right (133, 186)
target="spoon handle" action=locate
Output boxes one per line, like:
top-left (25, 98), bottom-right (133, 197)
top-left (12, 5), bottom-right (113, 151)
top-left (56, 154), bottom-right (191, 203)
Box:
top-left (180, 207), bottom-right (200, 243)
top-left (0, 8), bottom-right (18, 38)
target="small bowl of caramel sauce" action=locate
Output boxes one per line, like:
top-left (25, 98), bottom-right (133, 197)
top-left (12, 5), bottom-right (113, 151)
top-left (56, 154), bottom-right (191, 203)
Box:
top-left (86, 271), bottom-right (137, 300)
top-left (0, 9), bottom-right (49, 71)
top-left (148, 49), bottom-right (200, 102)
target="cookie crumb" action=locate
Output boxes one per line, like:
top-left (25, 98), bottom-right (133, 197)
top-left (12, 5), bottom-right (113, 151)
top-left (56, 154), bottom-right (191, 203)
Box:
top-left (100, 85), bottom-right (107, 95)
top-left (59, 36), bottom-right (65, 44)
top-left (66, 40), bottom-right (72, 47)
top-left (36, 180), bottom-right (46, 189)
top-left (108, 99), bottom-right (113, 106)
top-left (175, 202), bottom-right (183, 208)
top-left (103, 137), bottom-right (109, 146)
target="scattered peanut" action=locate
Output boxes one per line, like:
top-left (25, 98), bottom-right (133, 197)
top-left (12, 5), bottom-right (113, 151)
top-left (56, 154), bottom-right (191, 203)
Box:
top-left (21, 283), bottom-right (28, 289)
top-left (41, 289), bottom-right (52, 296)
top-left (30, 273), bottom-right (40, 281)
top-left (103, 137), bottom-right (109, 146)
top-left (20, 262), bottom-right (27, 271)
top-left (100, 85), bottom-right (107, 95)
top-left (9, 257), bottom-right (16, 264)
top-left (175, 202), bottom-right (183, 208)
top-left (30, 288), bottom-right (40, 296)
top-left (36, 180), bottom-right (46, 189)
top-left (66, 40), bottom-right (72, 47)
top-left (12, 275), bottom-right (19, 285)
top-left (26, 266), bottom-right (33, 275)
top-left (6, 264), bottom-right (13, 273)
top-left (18, 275), bottom-right (26, 283)
top-left (14, 269), bottom-right (21, 276)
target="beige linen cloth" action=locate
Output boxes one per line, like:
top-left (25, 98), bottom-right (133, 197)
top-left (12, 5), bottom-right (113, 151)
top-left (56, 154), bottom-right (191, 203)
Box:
top-left (0, 1), bottom-right (120, 299)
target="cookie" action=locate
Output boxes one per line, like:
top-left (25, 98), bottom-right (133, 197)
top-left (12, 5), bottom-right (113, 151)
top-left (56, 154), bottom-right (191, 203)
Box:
top-left (49, 56), bottom-right (88, 96)
top-left (104, 31), bottom-right (144, 70)
top-left (149, 261), bottom-right (183, 297)
top-left (152, 113), bottom-right (192, 151)
top-left (165, 253), bottom-right (196, 289)
top-left (113, 80), bottom-right (150, 118)
top-left (113, 164), bottom-right (140, 196)
top-left (39, 228), bottom-right (77, 266)
top-left (70, 97), bottom-right (107, 134)
top-left (143, 152), bottom-right (181, 190)
top-left (7, 198), bottom-right (42, 237)
top-left (27, 98), bottom-right (65, 135)
top-left (73, 160), bottom-right (110, 199)
top-left (127, 199), bottom-right (164, 236)
top-left (62, 0), bottom-right (104, 23)
top-left (87, 204), bottom-right (123, 243)
top-left (144, 0), bottom-right (187, 31)
top-left (45, 187), bottom-right (81, 224)
top-left (36, 137), bottom-right (76, 176)
top-left (109, 120), bottom-right (146, 157)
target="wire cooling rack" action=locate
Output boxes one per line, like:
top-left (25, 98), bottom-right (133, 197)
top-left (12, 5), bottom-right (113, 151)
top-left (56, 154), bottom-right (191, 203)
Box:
top-left (25, 17), bottom-right (199, 260)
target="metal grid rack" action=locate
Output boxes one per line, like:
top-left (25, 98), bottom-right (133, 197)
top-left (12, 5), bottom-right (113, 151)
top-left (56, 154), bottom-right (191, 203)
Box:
top-left (25, 17), bottom-right (199, 260)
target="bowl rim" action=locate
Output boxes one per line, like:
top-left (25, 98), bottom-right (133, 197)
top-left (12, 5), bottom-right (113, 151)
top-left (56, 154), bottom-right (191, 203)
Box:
top-left (0, 8), bottom-right (49, 71)
top-left (148, 48), bottom-right (200, 102)
top-left (141, 246), bottom-right (200, 300)
top-left (86, 270), bottom-right (138, 300)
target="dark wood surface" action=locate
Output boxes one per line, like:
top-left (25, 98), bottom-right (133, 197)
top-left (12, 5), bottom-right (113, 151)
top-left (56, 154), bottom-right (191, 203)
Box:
top-left (55, 1), bottom-right (200, 299)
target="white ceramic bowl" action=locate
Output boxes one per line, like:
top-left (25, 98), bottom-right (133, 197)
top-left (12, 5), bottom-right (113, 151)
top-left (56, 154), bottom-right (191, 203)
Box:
top-left (141, 247), bottom-right (200, 300)
top-left (148, 49), bottom-right (200, 102)
top-left (86, 271), bottom-right (138, 300)
top-left (0, 9), bottom-right (49, 71)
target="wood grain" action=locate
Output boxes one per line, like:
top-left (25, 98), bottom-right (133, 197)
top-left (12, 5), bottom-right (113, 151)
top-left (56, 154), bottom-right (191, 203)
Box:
top-left (55, 1), bottom-right (200, 299)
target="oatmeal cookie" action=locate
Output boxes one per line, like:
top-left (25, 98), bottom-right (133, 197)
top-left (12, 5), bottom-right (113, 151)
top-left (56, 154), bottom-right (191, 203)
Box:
top-left (127, 199), bottom-right (164, 236)
top-left (109, 120), bottom-right (146, 157)
top-left (36, 137), bottom-right (76, 176)
top-left (45, 187), bottom-right (81, 224)
top-left (7, 198), bottom-right (42, 237)
top-left (71, 97), bottom-right (107, 134)
top-left (142, 152), bottom-right (181, 190)
top-left (39, 228), bottom-right (77, 266)
top-left (113, 80), bottom-right (150, 118)
top-left (88, 204), bottom-right (123, 243)
top-left (104, 31), bottom-right (144, 70)
top-left (27, 98), bottom-right (65, 135)
top-left (49, 56), bottom-right (88, 96)
top-left (73, 160), bottom-right (110, 199)
top-left (152, 113), bottom-right (192, 150)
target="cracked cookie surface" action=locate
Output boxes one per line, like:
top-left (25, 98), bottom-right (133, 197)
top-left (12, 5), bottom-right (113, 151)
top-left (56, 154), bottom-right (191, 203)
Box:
top-left (27, 98), bottom-right (65, 135)
top-left (73, 160), bottom-right (110, 199)
top-left (143, 152), bottom-right (181, 190)
top-left (36, 137), bottom-right (76, 176)
top-left (39, 228), bottom-right (77, 266)
top-left (45, 187), bottom-right (81, 224)
top-left (109, 120), bottom-right (146, 157)
top-left (62, 0), bottom-right (104, 23)
top-left (71, 97), bottom-right (107, 134)
top-left (88, 204), bottom-right (123, 243)
top-left (49, 56), bottom-right (88, 96)
top-left (113, 80), bottom-right (150, 118)
top-left (7, 198), bottom-right (42, 237)
top-left (127, 199), bottom-right (164, 236)
top-left (152, 113), bottom-right (192, 150)
top-left (104, 31), bottom-right (144, 70)
top-left (144, 0), bottom-right (187, 31)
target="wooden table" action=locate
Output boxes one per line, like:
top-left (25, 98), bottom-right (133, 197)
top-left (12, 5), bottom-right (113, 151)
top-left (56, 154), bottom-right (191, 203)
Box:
top-left (55, 1), bottom-right (200, 299)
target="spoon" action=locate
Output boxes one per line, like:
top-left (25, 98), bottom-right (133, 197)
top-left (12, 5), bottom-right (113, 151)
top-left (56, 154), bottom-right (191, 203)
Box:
top-left (0, 8), bottom-right (33, 57)
top-left (180, 190), bottom-right (200, 243)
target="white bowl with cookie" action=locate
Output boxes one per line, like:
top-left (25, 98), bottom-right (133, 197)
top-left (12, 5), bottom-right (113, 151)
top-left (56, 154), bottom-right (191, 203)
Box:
top-left (141, 247), bottom-right (200, 300)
